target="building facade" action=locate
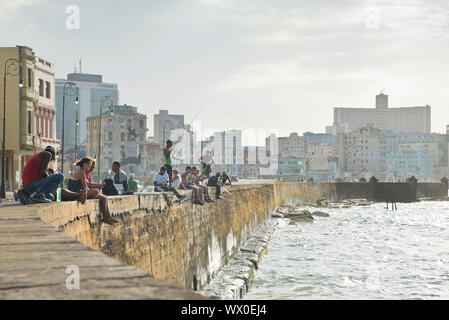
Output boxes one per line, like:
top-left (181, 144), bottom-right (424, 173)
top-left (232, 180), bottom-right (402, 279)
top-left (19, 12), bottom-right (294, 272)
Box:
top-left (278, 156), bottom-right (307, 182)
top-left (337, 125), bottom-right (383, 180)
top-left (381, 131), bottom-right (438, 180)
top-left (86, 105), bottom-right (147, 180)
top-left (153, 110), bottom-right (185, 146)
top-left (333, 93), bottom-right (431, 133)
top-left (56, 72), bottom-right (119, 156)
top-left (278, 132), bottom-right (308, 158)
top-left (0, 46), bottom-right (60, 191)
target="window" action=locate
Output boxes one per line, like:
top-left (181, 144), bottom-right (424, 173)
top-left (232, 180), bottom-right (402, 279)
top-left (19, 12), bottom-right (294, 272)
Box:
top-left (27, 68), bottom-right (32, 88)
top-left (108, 132), bottom-right (113, 141)
top-left (140, 119), bottom-right (144, 128)
top-left (38, 79), bottom-right (44, 96)
top-left (121, 132), bottom-right (125, 142)
top-left (27, 111), bottom-right (32, 134)
top-left (45, 81), bottom-right (50, 98)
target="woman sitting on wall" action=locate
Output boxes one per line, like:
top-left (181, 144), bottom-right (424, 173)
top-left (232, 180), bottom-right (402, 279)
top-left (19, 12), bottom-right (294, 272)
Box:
top-left (68, 157), bottom-right (118, 225)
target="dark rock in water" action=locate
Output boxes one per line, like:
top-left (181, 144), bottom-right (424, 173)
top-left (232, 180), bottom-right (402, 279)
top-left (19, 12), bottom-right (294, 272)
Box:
top-left (271, 213), bottom-right (284, 218)
top-left (285, 210), bottom-right (314, 224)
top-left (311, 211), bottom-right (330, 217)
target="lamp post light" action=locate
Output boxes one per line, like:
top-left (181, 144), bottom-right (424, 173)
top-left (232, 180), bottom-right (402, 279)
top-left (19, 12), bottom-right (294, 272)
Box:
top-left (97, 96), bottom-right (114, 183)
top-left (1, 58), bottom-right (23, 198)
top-left (61, 82), bottom-right (79, 179)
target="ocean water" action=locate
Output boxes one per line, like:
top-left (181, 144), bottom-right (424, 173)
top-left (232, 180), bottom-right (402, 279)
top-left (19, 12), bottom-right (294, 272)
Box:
top-left (244, 201), bottom-right (449, 299)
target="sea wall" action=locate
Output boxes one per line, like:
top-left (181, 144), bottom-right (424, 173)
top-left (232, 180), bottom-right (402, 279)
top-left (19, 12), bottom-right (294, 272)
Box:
top-left (34, 181), bottom-right (447, 293)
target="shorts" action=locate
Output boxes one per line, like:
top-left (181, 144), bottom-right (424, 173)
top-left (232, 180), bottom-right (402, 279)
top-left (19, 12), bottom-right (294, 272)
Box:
top-left (67, 179), bottom-right (83, 193)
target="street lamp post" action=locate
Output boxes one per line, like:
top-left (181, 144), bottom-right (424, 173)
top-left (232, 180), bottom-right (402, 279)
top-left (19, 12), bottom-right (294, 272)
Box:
top-left (74, 111), bottom-right (79, 162)
top-left (97, 96), bottom-right (114, 183)
top-left (61, 82), bottom-right (79, 179)
top-left (1, 58), bottom-right (23, 198)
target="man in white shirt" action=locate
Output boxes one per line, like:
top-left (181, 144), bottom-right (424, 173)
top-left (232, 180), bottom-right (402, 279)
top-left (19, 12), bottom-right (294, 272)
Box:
top-left (153, 167), bottom-right (186, 201)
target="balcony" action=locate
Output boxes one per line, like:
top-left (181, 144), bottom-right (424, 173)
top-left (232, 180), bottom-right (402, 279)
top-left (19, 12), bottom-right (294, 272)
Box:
top-left (21, 134), bottom-right (41, 151)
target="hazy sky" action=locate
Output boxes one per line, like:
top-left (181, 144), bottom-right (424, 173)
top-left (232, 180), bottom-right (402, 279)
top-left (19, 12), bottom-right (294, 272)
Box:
top-left (1, 0), bottom-right (449, 143)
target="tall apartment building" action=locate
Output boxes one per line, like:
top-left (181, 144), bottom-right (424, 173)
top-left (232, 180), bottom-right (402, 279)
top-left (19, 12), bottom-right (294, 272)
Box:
top-left (0, 46), bottom-right (60, 191)
top-left (212, 129), bottom-right (244, 165)
top-left (337, 125), bottom-right (383, 179)
top-left (86, 105), bottom-right (147, 179)
top-left (153, 110), bottom-right (185, 146)
top-left (56, 72), bottom-right (119, 154)
top-left (333, 93), bottom-right (431, 133)
top-left (278, 132), bottom-right (308, 158)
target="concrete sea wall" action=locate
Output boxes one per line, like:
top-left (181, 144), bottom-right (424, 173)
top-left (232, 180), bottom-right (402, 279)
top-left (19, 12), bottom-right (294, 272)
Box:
top-left (33, 181), bottom-right (447, 294)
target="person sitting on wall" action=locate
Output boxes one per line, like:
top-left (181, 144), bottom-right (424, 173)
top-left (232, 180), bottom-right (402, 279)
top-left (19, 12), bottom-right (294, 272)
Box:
top-left (127, 174), bottom-right (139, 194)
top-left (45, 168), bottom-right (90, 203)
top-left (112, 161), bottom-right (128, 194)
top-left (17, 146), bottom-right (64, 204)
top-left (221, 171), bottom-right (232, 185)
top-left (68, 157), bottom-right (118, 225)
top-left (207, 172), bottom-right (223, 200)
top-left (170, 168), bottom-right (185, 192)
top-left (180, 166), bottom-right (191, 190)
top-left (153, 166), bottom-right (186, 201)
top-left (192, 167), bottom-right (215, 203)
top-left (184, 167), bottom-right (205, 205)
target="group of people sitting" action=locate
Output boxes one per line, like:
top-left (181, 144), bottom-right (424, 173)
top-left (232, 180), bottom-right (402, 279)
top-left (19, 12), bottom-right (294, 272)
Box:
top-left (153, 165), bottom-right (232, 205)
top-left (15, 146), bottom-right (130, 225)
top-left (14, 144), bottom-right (233, 226)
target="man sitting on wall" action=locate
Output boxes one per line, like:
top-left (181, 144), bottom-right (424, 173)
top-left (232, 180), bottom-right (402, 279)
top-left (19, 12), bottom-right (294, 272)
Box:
top-left (207, 172), bottom-right (223, 200)
top-left (153, 166), bottom-right (186, 201)
top-left (17, 146), bottom-right (64, 204)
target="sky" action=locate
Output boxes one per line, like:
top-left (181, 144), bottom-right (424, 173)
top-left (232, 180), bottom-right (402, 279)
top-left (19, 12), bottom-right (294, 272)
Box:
top-left (1, 0), bottom-right (449, 144)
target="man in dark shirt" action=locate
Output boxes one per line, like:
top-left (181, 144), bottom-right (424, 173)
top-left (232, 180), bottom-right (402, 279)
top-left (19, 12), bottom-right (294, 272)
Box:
top-left (112, 161), bottom-right (128, 193)
top-left (207, 172), bottom-right (223, 200)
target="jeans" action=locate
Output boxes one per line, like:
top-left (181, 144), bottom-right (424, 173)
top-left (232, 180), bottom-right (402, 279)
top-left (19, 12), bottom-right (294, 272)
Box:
top-left (155, 185), bottom-right (182, 199)
top-left (207, 183), bottom-right (221, 196)
top-left (23, 174), bottom-right (64, 198)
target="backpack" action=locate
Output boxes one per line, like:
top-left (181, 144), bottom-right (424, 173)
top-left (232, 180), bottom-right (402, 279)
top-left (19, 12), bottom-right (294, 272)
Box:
top-left (102, 178), bottom-right (118, 196)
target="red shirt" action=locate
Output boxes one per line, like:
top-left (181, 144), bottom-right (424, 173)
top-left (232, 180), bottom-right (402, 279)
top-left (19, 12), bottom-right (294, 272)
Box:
top-left (22, 152), bottom-right (44, 187)
top-left (86, 172), bottom-right (92, 184)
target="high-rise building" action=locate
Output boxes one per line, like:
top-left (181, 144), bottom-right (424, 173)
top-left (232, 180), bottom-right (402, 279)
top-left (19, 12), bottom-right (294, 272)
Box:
top-left (153, 110), bottom-right (185, 146)
top-left (333, 93), bottom-right (431, 133)
top-left (55, 73), bottom-right (119, 156)
top-left (0, 46), bottom-right (60, 191)
top-left (86, 105), bottom-right (147, 179)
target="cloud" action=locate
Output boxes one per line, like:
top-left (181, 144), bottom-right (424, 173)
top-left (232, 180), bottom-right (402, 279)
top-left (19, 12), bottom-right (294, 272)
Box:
top-left (0, 0), bottom-right (47, 22)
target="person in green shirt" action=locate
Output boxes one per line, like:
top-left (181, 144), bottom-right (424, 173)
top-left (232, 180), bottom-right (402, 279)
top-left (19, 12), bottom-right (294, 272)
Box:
top-left (163, 140), bottom-right (173, 180)
top-left (127, 174), bottom-right (138, 193)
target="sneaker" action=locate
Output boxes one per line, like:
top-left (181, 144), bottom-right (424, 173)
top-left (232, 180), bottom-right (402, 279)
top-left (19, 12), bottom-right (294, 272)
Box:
top-left (205, 198), bottom-right (215, 203)
top-left (45, 193), bottom-right (55, 202)
top-left (193, 200), bottom-right (204, 206)
top-left (216, 195), bottom-right (223, 200)
top-left (178, 194), bottom-right (187, 202)
top-left (32, 194), bottom-right (52, 203)
top-left (17, 188), bottom-right (32, 205)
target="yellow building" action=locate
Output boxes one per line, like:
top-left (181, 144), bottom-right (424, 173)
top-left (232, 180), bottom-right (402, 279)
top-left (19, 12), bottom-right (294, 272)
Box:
top-left (0, 45), bottom-right (60, 192)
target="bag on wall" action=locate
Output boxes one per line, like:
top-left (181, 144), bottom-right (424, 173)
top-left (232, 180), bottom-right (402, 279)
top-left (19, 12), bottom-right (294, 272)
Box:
top-left (102, 178), bottom-right (118, 196)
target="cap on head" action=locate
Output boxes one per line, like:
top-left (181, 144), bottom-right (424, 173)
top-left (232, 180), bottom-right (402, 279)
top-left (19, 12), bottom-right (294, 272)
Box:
top-left (160, 166), bottom-right (167, 172)
top-left (173, 168), bottom-right (179, 173)
top-left (45, 146), bottom-right (56, 154)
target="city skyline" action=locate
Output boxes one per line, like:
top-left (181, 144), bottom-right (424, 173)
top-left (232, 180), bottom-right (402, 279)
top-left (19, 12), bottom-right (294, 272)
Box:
top-left (1, 0), bottom-right (449, 137)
